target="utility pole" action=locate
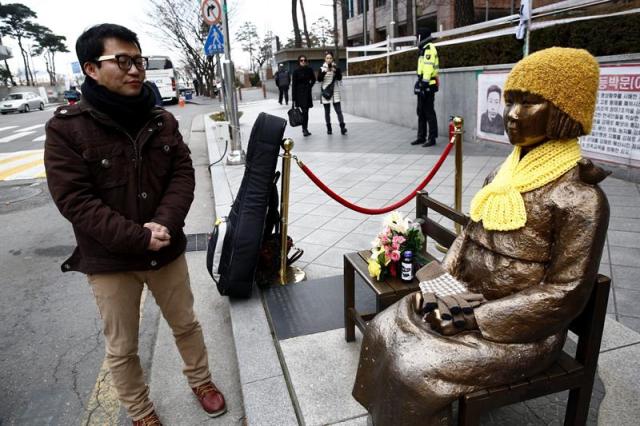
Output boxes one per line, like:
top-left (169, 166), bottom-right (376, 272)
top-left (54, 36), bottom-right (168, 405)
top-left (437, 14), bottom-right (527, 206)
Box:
top-left (389, 0), bottom-right (396, 49)
top-left (221, 0), bottom-right (245, 165)
top-left (362, 0), bottom-right (368, 45)
top-left (523, 0), bottom-right (532, 57)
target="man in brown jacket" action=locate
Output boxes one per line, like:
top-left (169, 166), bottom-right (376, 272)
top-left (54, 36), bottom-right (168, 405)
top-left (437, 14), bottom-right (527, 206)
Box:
top-left (44, 24), bottom-right (225, 425)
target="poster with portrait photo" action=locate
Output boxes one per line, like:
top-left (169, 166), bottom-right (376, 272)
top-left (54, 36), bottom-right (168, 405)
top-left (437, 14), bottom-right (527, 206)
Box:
top-left (477, 72), bottom-right (509, 144)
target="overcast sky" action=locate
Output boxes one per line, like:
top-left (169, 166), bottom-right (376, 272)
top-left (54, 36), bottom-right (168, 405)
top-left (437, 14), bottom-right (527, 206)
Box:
top-left (2, 0), bottom-right (332, 83)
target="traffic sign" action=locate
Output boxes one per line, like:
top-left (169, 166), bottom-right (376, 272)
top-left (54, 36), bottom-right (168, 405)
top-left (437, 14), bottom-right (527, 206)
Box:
top-left (204, 24), bottom-right (224, 56)
top-left (201, 0), bottom-right (222, 26)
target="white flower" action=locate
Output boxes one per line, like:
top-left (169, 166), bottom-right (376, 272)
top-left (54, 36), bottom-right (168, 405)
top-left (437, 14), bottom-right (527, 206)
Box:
top-left (383, 211), bottom-right (409, 234)
top-left (371, 237), bottom-right (381, 248)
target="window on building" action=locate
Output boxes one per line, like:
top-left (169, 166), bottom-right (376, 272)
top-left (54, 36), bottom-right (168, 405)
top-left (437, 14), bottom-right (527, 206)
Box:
top-left (375, 0), bottom-right (386, 7)
top-left (348, 0), bottom-right (355, 18)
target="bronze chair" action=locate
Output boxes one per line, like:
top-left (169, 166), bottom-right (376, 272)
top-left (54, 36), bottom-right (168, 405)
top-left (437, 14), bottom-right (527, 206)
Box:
top-left (416, 191), bottom-right (611, 426)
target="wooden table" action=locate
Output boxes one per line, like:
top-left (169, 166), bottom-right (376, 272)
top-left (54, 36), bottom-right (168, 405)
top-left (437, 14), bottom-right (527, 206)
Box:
top-left (343, 250), bottom-right (428, 342)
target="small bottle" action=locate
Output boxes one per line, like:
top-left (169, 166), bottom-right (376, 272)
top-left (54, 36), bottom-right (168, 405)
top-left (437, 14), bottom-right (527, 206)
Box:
top-left (400, 251), bottom-right (414, 283)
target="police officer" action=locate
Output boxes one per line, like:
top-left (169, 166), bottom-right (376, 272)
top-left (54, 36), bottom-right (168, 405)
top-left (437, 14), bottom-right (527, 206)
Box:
top-left (411, 31), bottom-right (439, 147)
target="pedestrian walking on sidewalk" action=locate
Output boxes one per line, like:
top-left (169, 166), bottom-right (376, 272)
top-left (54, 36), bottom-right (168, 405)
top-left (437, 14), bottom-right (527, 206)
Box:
top-left (317, 51), bottom-right (347, 135)
top-left (192, 78), bottom-right (200, 96)
top-left (274, 63), bottom-right (290, 105)
top-left (292, 54), bottom-right (315, 137)
top-left (43, 24), bottom-right (226, 426)
top-left (411, 30), bottom-right (439, 147)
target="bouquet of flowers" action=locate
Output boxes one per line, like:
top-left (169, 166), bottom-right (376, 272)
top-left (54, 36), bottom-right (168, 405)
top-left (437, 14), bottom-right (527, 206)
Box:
top-left (368, 211), bottom-right (425, 280)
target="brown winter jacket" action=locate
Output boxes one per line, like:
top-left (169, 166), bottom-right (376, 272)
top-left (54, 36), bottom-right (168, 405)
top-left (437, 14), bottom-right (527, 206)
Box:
top-left (44, 101), bottom-right (194, 274)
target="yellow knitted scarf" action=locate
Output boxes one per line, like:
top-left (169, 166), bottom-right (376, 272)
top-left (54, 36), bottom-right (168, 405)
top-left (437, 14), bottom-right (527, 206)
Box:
top-left (470, 139), bottom-right (581, 231)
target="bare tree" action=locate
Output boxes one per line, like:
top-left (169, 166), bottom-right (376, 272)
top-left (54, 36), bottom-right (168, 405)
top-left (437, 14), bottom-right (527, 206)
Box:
top-left (340, 0), bottom-right (348, 48)
top-left (32, 25), bottom-right (68, 86)
top-left (235, 22), bottom-right (259, 72)
top-left (291, 0), bottom-right (302, 47)
top-left (0, 3), bottom-right (38, 86)
top-left (299, 0), bottom-right (312, 47)
top-left (255, 31), bottom-right (274, 70)
top-left (311, 17), bottom-right (332, 47)
top-left (146, 0), bottom-right (217, 96)
top-left (333, 0), bottom-right (339, 59)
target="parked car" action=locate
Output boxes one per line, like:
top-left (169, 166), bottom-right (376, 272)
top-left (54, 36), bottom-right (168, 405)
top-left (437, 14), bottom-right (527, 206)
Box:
top-left (1, 92), bottom-right (45, 114)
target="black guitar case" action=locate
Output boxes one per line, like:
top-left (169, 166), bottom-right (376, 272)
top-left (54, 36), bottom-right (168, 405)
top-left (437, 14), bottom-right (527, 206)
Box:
top-left (213, 112), bottom-right (286, 298)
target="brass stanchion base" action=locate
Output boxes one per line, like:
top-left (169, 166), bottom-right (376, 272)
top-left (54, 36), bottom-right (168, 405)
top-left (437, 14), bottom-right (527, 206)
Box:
top-left (275, 266), bottom-right (307, 285)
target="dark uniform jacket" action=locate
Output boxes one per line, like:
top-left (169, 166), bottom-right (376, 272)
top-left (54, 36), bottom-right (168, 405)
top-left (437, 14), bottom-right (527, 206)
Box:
top-left (274, 69), bottom-right (291, 87)
top-left (44, 101), bottom-right (194, 274)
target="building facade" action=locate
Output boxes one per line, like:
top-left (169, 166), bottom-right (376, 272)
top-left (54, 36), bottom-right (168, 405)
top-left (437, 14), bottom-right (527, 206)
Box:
top-left (338, 0), bottom-right (567, 46)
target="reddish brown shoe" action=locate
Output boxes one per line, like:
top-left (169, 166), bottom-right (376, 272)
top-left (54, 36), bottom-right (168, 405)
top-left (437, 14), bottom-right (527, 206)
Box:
top-left (132, 411), bottom-right (162, 426)
top-left (192, 382), bottom-right (227, 417)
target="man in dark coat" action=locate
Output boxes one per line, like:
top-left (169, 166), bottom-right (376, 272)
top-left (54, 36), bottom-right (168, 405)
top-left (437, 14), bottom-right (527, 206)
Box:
top-left (274, 63), bottom-right (290, 105)
top-left (291, 54), bottom-right (315, 136)
top-left (44, 23), bottom-right (226, 426)
top-left (192, 78), bottom-right (200, 96)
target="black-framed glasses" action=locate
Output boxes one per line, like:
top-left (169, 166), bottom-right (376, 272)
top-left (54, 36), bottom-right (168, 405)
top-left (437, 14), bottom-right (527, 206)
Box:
top-left (95, 54), bottom-right (149, 71)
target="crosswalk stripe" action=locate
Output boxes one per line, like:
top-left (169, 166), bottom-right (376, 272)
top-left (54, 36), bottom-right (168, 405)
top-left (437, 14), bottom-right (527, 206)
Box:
top-left (0, 131), bottom-right (36, 143)
top-left (0, 157), bottom-right (43, 180)
top-left (11, 163), bottom-right (45, 180)
top-left (33, 134), bottom-right (46, 142)
top-left (0, 126), bottom-right (18, 132)
top-left (19, 123), bottom-right (44, 132)
top-left (0, 150), bottom-right (40, 165)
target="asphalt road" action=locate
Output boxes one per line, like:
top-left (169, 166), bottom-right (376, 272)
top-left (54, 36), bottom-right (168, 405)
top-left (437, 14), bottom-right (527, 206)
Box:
top-left (0, 100), bottom-right (218, 425)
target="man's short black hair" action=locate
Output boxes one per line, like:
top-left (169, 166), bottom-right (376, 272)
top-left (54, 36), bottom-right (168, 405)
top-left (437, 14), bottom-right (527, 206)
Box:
top-left (487, 85), bottom-right (502, 98)
top-left (75, 23), bottom-right (141, 75)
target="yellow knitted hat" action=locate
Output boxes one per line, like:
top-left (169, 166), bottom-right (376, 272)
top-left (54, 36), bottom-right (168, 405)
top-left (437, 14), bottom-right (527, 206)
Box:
top-left (504, 47), bottom-right (599, 134)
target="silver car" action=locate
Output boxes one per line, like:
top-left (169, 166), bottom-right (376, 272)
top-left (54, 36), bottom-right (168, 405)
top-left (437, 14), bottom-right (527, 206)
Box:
top-left (1, 92), bottom-right (45, 114)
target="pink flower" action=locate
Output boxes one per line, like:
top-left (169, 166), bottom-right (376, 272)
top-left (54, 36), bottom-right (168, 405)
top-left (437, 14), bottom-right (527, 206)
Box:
top-left (390, 250), bottom-right (400, 262)
top-left (392, 235), bottom-right (406, 245)
top-left (392, 242), bottom-right (400, 251)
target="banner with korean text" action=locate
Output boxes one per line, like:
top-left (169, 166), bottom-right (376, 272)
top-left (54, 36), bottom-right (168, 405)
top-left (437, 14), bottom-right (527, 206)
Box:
top-left (477, 65), bottom-right (640, 168)
top-left (580, 65), bottom-right (640, 168)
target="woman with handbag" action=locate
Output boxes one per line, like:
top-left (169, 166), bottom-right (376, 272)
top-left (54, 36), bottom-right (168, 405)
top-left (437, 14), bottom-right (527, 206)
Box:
top-left (317, 52), bottom-right (347, 135)
top-left (291, 54), bottom-right (315, 137)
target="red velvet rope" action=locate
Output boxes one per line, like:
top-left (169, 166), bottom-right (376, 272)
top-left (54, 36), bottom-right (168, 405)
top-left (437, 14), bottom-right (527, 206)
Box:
top-left (297, 140), bottom-right (455, 215)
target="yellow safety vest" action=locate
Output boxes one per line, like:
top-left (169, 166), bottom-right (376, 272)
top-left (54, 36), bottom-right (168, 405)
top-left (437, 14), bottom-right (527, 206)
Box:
top-left (417, 43), bottom-right (439, 86)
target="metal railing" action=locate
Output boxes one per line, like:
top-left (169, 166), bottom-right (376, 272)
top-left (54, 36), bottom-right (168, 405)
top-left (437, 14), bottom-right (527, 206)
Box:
top-left (345, 0), bottom-right (627, 73)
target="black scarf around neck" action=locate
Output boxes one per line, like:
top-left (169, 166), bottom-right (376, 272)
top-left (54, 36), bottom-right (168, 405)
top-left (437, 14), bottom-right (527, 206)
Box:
top-left (81, 76), bottom-right (156, 135)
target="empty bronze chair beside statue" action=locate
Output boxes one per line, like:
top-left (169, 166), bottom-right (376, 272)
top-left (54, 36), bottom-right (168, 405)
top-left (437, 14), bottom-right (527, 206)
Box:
top-left (352, 47), bottom-right (610, 425)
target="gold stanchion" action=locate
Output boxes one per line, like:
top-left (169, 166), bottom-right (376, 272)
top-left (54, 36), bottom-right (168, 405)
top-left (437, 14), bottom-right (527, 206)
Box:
top-left (278, 138), bottom-right (306, 285)
top-left (453, 117), bottom-right (464, 235)
top-left (436, 116), bottom-right (464, 253)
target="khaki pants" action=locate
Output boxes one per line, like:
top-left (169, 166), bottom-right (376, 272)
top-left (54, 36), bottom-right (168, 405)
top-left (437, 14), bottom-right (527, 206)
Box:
top-left (88, 254), bottom-right (211, 420)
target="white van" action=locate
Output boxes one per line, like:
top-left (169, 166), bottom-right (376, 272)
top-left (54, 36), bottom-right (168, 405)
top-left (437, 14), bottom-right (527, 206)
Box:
top-left (145, 56), bottom-right (179, 104)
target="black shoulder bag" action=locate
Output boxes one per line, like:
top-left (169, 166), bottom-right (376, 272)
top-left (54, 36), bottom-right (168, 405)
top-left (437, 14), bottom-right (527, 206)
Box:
top-left (321, 71), bottom-right (336, 100)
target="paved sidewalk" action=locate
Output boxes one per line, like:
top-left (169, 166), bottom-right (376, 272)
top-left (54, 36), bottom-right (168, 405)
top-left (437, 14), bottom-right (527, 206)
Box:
top-left (207, 95), bottom-right (640, 425)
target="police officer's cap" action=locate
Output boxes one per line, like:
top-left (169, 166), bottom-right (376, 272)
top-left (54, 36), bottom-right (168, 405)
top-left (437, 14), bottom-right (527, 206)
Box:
top-left (417, 30), bottom-right (436, 48)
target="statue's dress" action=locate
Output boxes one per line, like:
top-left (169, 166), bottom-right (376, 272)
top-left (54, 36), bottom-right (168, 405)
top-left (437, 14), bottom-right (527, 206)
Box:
top-left (352, 165), bottom-right (609, 425)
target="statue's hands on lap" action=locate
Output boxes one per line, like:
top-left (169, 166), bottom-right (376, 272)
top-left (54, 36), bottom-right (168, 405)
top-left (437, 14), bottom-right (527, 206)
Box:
top-left (413, 291), bottom-right (486, 335)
